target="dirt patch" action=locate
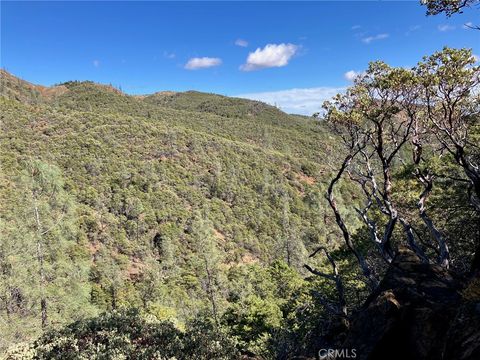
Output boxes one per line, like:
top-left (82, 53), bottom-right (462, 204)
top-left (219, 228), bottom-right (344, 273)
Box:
top-left (240, 253), bottom-right (258, 265)
top-left (38, 85), bottom-right (69, 99)
top-left (87, 241), bottom-right (101, 256)
top-left (297, 172), bottom-right (316, 185)
top-left (213, 228), bottom-right (226, 242)
top-left (126, 257), bottom-right (145, 279)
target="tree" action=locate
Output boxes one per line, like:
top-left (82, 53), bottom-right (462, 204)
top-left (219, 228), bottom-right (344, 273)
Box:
top-left (4, 309), bottom-right (239, 360)
top-left (416, 48), bottom-right (480, 270)
top-left (321, 93), bottom-right (378, 289)
top-left (304, 246), bottom-right (347, 317)
top-left (279, 191), bottom-right (306, 269)
top-left (0, 160), bottom-right (94, 349)
top-left (322, 63), bottom-right (429, 288)
top-left (416, 49), bottom-right (480, 211)
top-left (321, 48), bottom-right (479, 286)
top-left (421, 0), bottom-right (479, 16)
top-left (190, 211), bottom-right (226, 326)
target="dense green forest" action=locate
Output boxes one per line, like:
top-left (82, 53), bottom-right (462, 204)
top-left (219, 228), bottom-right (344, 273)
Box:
top-left (1, 44), bottom-right (479, 360)
top-left (1, 68), bottom-right (363, 358)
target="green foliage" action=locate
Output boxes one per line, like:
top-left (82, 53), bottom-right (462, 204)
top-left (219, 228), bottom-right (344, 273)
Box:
top-left (4, 309), bottom-right (238, 360)
top-left (144, 90), bottom-right (286, 121)
top-left (421, 0), bottom-right (478, 16)
top-left (223, 294), bottom-right (282, 356)
top-left (0, 159), bottom-right (96, 350)
top-left (6, 47), bottom-right (477, 359)
top-left (0, 72), bottom-right (351, 357)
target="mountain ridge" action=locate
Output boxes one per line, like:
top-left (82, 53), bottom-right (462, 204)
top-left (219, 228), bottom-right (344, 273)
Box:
top-left (0, 69), bottom-right (294, 119)
top-left (0, 68), bottom-right (350, 356)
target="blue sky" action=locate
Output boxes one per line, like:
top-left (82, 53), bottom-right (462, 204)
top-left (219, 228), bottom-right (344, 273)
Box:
top-left (1, 1), bottom-right (479, 115)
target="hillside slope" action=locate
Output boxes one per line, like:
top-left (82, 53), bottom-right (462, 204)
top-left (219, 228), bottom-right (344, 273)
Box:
top-left (143, 90), bottom-right (291, 122)
top-left (0, 71), bottom-right (352, 354)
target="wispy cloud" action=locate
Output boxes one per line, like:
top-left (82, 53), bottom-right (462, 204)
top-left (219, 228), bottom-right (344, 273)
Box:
top-left (240, 43), bottom-right (298, 71)
top-left (406, 25), bottom-right (421, 36)
top-left (236, 87), bottom-right (345, 116)
top-left (463, 22), bottom-right (474, 29)
top-left (351, 25), bottom-right (361, 30)
top-left (235, 39), bottom-right (249, 47)
top-left (344, 70), bottom-right (364, 82)
top-left (93, 60), bottom-right (100, 68)
top-left (438, 24), bottom-right (456, 32)
top-left (361, 33), bottom-right (389, 44)
top-left (164, 51), bottom-right (176, 59)
top-left (184, 57), bottom-right (222, 70)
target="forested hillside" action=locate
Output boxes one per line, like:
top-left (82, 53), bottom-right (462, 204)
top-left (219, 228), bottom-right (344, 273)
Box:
top-left (0, 70), bottom-right (358, 357)
top-left (1, 46), bottom-right (479, 360)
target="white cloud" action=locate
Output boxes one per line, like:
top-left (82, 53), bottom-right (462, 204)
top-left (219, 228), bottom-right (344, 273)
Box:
top-left (406, 25), bottom-right (421, 35)
top-left (240, 43), bottom-right (298, 71)
top-left (351, 25), bottom-right (362, 30)
top-left (236, 87), bottom-right (345, 116)
top-left (93, 60), bottom-right (100, 68)
top-left (164, 51), bottom-right (176, 59)
top-left (361, 33), bottom-right (389, 44)
top-left (235, 39), bottom-right (249, 47)
top-left (463, 22), bottom-right (474, 29)
top-left (184, 57), bottom-right (222, 70)
top-left (473, 54), bottom-right (480, 63)
top-left (344, 70), bottom-right (364, 82)
top-left (438, 24), bottom-right (456, 32)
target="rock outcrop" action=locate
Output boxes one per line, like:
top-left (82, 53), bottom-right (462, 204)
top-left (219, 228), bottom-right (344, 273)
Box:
top-left (340, 247), bottom-right (480, 360)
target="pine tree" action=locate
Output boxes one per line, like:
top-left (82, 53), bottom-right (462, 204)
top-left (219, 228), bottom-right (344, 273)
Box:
top-left (190, 211), bottom-right (225, 326)
top-left (0, 160), bottom-right (95, 349)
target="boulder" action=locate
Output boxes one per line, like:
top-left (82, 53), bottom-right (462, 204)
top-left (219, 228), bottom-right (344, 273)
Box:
top-left (340, 247), bottom-right (480, 360)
